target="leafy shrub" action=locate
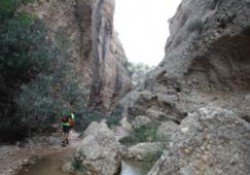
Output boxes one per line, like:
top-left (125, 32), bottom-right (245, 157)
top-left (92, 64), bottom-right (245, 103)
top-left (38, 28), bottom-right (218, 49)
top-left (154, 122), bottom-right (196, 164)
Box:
top-left (0, 0), bottom-right (88, 141)
top-left (71, 152), bottom-right (86, 172)
top-left (0, 0), bottom-right (34, 22)
top-left (15, 48), bottom-right (90, 133)
top-left (74, 109), bottom-right (105, 132)
top-left (0, 5), bottom-right (55, 140)
top-left (134, 125), bottom-right (159, 142)
top-left (119, 124), bottom-right (160, 146)
top-left (106, 106), bottom-right (123, 128)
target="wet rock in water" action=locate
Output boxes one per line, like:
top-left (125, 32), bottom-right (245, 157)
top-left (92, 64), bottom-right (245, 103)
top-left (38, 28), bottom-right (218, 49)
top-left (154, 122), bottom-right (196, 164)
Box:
top-left (76, 121), bottom-right (121, 175)
top-left (147, 107), bottom-right (250, 175)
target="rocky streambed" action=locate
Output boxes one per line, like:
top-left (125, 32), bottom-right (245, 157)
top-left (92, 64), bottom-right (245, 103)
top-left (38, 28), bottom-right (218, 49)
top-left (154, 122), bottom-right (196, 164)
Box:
top-left (6, 122), bottom-right (146, 175)
top-left (18, 158), bottom-right (143, 175)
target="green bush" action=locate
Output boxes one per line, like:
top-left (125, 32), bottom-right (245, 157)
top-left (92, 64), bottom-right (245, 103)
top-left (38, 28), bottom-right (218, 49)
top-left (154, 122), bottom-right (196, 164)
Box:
top-left (119, 124), bottom-right (160, 146)
top-left (15, 44), bottom-right (88, 132)
top-left (0, 0), bottom-right (89, 141)
top-left (134, 125), bottom-right (159, 142)
top-left (0, 0), bottom-right (34, 23)
top-left (106, 106), bottom-right (123, 128)
top-left (71, 152), bottom-right (86, 172)
top-left (0, 6), bottom-right (55, 140)
top-left (74, 109), bottom-right (105, 133)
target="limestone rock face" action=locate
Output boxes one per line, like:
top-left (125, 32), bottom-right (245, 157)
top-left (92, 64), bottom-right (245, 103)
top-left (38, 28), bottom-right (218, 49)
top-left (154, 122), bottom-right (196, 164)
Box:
top-left (148, 107), bottom-right (250, 175)
top-left (76, 121), bottom-right (121, 175)
top-left (128, 0), bottom-right (250, 120)
top-left (21, 0), bottom-right (132, 112)
top-left (126, 0), bottom-right (250, 174)
top-left (88, 0), bottom-right (132, 111)
top-left (160, 0), bottom-right (250, 87)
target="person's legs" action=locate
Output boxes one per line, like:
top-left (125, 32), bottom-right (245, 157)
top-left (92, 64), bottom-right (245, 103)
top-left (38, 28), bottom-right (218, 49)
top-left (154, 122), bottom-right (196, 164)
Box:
top-left (62, 126), bottom-right (70, 146)
top-left (65, 132), bottom-right (69, 144)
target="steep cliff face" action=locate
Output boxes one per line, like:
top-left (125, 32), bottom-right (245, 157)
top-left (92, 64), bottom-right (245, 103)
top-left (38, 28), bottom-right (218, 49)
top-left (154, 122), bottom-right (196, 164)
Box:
top-left (126, 0), bottom-right (250, 174)
top-left (21, 0), bottom-right (132, 112)
top-left (161, 0), bottom-right (250, 91)
top-left (88, 0), bottom-right (132, 111)
top-left (128, 0), bottom-right (250, 122)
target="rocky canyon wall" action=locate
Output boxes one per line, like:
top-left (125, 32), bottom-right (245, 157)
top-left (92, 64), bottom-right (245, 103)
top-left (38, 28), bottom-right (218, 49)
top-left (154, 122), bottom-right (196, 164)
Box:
top-left (126, 0), bottom-right (250, 174)
top-left (128, 0), bottom-right (250, 122)
top-left (21, 0), bottom-right (132, 112)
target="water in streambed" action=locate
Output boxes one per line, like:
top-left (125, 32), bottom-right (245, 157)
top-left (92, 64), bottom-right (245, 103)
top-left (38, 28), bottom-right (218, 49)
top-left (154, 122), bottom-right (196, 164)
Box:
top-left (18, 153), bottom-right (143, 175)
top-left (18, 151), bottom-right (70, 175)
top-left (120, 161), bottom-right (143, 175)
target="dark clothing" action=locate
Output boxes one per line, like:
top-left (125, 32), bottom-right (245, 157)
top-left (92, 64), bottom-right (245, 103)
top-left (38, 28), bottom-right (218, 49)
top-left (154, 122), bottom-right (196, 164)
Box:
top-left (63, 125), bottom-right (70, 133)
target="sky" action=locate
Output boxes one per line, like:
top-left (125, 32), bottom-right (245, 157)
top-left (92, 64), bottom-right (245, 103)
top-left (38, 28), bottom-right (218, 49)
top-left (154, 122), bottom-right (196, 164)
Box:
top-left (114, 0), bottom-right (182, 66)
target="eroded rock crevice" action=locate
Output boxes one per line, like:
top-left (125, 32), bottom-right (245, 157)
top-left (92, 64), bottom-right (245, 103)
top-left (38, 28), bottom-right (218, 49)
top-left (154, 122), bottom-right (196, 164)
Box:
top-left (187, 32), bottom-right (250, 93)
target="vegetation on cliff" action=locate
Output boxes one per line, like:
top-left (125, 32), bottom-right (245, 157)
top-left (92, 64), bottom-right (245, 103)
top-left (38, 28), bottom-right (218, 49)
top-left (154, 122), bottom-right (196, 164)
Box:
top-left (0, 0), bottom-right (87, 141)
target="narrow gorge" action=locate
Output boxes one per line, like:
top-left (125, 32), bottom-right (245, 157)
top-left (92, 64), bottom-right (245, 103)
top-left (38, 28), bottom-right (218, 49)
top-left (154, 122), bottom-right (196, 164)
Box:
top-left (0, 0), bottom-right (250, 175)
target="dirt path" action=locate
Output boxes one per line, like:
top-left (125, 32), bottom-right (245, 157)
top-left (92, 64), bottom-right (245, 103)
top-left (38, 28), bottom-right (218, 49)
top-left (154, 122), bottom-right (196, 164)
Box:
top-left (0, 131), bottom-right (81, 175)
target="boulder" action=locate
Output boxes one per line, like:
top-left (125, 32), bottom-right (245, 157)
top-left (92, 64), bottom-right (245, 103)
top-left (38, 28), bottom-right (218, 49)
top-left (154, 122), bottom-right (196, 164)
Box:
top-left (122, 142), bottom-right (165, 161)
top-left (147, 107), bottom-right (250, 175)
top-left (76, 121), bottom-right (121, 175)
top-left (156, 121), bottom-right (178, 140)
top-left (131, 116), bottom-right (152, 129)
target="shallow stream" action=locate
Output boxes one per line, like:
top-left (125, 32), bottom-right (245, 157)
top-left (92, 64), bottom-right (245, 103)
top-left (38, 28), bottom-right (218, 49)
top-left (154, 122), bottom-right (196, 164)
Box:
top-left (18, 152), bottom-right (143, 175)
top-left (18, 151), bottom-right (69, 175)
top-left (120, 161), bottom-right (143, 175)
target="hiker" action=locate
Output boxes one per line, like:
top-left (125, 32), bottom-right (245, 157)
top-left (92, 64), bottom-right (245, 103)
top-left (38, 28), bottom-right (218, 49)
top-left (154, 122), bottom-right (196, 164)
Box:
top-left (61, 113), bottom-right (75, 147)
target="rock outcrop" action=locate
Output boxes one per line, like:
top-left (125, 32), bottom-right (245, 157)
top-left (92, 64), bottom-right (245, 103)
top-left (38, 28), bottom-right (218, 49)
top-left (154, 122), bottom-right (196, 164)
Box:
top-left (147, 107), bottom-right (250, 175)
top-left (128, 0), bottom-right (250, 121)
top-left (21, 0), bottom-right (132, 112)
top-left (126, 0), bottom-right (250, 174)
top-left (76, 121), bottom-right (121, 175)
